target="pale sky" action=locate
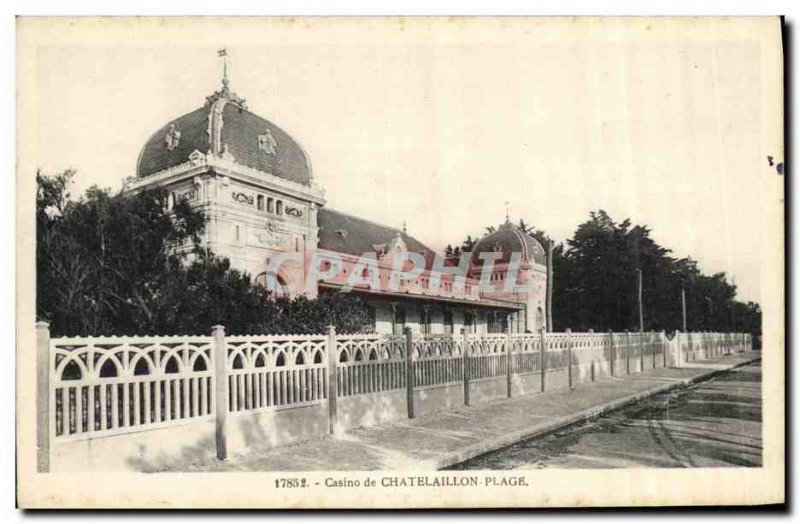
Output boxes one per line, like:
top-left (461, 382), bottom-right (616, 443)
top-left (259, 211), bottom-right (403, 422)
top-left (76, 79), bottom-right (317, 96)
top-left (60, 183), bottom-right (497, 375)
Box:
top-left (18, 17), bottom-right (784, 304)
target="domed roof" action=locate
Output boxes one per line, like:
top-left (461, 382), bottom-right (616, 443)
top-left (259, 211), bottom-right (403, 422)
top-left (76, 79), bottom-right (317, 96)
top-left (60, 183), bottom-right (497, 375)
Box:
top-left (136, 84), bottom-right (312, 186)
top-left (471, 220), bottom-right (546, 265)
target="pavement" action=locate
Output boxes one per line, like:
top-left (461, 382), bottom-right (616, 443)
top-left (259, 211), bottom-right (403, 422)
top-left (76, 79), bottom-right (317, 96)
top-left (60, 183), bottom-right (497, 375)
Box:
top-left (174, 351), bottom-right (761, 472)
top-left (451, 362), bottom-right (762, 469)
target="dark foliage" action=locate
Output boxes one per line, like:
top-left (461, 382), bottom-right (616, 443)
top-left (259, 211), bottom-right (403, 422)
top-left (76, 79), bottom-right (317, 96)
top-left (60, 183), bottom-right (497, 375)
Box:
top-left (36, 171), bottom-right (373, 336)
top-left (458, 210), bottom-right (762, 336)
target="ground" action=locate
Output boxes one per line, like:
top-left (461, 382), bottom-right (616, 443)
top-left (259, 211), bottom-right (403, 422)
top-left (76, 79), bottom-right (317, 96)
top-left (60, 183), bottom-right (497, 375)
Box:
top-left (167, 351), bottom-right (761, 472)
top-left (450, 362), bottom-right (762, 469)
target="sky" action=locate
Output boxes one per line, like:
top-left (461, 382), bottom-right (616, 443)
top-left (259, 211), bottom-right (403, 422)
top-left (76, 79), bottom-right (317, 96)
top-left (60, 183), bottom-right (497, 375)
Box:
top-left (18, 17), bottom-right (783, 304)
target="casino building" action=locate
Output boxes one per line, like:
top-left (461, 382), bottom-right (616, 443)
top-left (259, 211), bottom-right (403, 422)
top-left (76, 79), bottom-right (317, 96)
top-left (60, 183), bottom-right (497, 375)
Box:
top-left (126, 69), bottom-right (551, 335)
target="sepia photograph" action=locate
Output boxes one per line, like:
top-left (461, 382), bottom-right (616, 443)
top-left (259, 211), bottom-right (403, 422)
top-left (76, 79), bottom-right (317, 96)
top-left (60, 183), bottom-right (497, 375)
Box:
top-left (15, 16), bottom-right (784, 508)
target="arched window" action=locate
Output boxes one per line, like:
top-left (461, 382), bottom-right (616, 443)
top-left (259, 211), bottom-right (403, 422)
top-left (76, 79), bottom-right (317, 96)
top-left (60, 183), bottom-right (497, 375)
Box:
top-left (267, 197), bottom-right (274, 213)
top-left (257, 194), bottom-right (265, 211)
top-left (276, 200), bottom-right (283, 215)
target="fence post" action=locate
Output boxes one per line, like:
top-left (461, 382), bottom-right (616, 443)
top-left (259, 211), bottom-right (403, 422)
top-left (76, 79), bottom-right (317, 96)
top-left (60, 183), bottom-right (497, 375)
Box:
top-left (36, 321), bottom-right (50, 473)
top-left (639, 330), bottom-right (645, 372)
top-left (506, 324), bottom-right (513, 398)
top-left (404, 327), bottom-right (415, 419)
top-left (608, 330), bottom-right (615, 377)
top-left (212, 324), bottom-right (228, 461)
top-left (652, 331), bottom-right (657, 368)
top-left (566, 328), bottom-right (573, 389)
top-left (625, 330), bottom-right (631, 374)
top-left (327, 325), bottom-right (338, 435)
top-left (462, 328), bottom-right (470, 405)
top-left (539, 327), bottom-right (547, 392)
top-left (661, 331), bottom-right (667, 367)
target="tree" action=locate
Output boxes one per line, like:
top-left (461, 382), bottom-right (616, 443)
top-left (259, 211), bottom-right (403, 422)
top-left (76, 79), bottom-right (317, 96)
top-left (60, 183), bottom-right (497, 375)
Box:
top-left (37, 170), bottom-right (204, 335)
top-left (552, 210), bottom-right (761, 335)
top-left (36, 171), bottom-right (375, 336)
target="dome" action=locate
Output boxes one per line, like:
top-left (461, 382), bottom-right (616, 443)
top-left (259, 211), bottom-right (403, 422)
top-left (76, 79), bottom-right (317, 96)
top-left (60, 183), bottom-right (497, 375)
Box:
top-left (136, 84), bottom-right (312, 186)
top-left (471, 220), bottom-right (546, 265)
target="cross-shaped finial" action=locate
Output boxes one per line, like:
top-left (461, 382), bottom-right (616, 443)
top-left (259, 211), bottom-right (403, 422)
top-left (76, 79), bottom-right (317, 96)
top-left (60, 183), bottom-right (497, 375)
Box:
top-left (218, 48), bottom-right (229, 89)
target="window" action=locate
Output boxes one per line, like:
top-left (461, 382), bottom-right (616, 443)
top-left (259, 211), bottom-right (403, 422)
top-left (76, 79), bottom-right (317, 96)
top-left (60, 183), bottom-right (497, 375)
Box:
top-left (257, 194), bottom-right (264, 211)
top-left (267, 197), bottom-right (274, 213)
top-left (235, 224), bottom-right (241, 242)
top-left (443, 309), bottom-right (454, 335)
top-left (276, 200), bottom-right (283, 215)
top-left (420, 307), bottom-right (431, 335)
top-left (487, 312), bottom-right (498, 334)
top-left (464, 311), bottom-right (475, 334)
top-left (393, 305), bottom-right (406, 336)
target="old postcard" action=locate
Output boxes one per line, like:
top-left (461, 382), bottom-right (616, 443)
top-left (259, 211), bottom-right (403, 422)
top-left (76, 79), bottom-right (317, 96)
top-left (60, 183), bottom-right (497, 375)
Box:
top-left (16, 16), bottom-right (784, 508)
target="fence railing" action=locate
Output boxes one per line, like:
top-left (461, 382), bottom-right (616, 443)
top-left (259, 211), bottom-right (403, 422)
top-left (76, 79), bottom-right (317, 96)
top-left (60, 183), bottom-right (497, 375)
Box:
top-left (36, 321), bottom-right (755, 471)
top-left (675, 331), bottom-right (752, 363)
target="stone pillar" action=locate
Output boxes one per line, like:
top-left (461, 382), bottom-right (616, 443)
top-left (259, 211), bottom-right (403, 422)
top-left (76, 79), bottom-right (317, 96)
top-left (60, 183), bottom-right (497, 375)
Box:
top-left (608, 330), bottom-right (615, 377)
top-left (404, 327), bottom-right (415, 419)
top-left (625, 330), bottom-right (631, 374)
top-left (566, 328), bottom-right (573, 389)
top-left (462, 328), bottom-right (470, 405)
top-left (539, 327), bottom-right (547, 392)
top-left (639, 330), bottom-right (645, 372)
top-left (326, 325), bottom-right (338, 435)
top-left (36, 321), bottom-right (51, 473)
top-left (506, 323), bottom-right (513, 398)
top-left (212, 325), bottom-right (228, 461)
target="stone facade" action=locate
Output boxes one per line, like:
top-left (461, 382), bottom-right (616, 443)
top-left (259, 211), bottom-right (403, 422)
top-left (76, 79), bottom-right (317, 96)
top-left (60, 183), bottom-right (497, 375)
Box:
top-left (126, 76), bottom-right (549, 334)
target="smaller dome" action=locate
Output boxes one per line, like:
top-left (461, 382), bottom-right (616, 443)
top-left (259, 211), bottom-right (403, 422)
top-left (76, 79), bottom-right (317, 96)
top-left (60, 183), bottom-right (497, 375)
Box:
top-left (471, 221), bottom-right (546, 265)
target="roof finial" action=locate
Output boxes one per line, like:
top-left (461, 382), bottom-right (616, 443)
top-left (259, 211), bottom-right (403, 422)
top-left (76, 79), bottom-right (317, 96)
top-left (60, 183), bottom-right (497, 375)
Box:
top-left (206, 48), bottom-right (246, 108)
top-left (218, 48), bottom-right (230, 91)
top-left (504, 201), bottom-right (511, 223)
top-left (402, 220), bottom-right (408, 234)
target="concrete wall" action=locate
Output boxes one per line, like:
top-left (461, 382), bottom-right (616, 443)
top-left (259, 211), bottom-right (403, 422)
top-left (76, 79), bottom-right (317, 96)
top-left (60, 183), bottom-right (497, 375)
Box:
top-left (415, 382), bottom-right (465, 416)
top-left (51, 418), bottom-right (217, 472)
top-left (45, 334), bottom-right (679, 472)
top-left (338, 390), bottom-right (407, 429)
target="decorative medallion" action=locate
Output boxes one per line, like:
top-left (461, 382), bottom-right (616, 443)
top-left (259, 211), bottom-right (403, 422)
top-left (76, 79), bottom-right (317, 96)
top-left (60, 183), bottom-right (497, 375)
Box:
top-left (258, 129), bottom-right (277, 156)
top-left (285, 206), bottom-right (303, 218)
top-left (231, 191), bottom-right (254, 206)
top-left (165, 123), bottom-right (182, 151)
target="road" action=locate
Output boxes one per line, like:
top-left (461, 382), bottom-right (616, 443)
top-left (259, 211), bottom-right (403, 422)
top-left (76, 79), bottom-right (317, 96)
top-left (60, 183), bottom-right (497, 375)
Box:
top-left (450, 362), bottom-right (762, 469)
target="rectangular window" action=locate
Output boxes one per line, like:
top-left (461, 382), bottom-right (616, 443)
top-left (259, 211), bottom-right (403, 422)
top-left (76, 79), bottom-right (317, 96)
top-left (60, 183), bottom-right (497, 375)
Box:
top-left (443, 309), bottom-right (454, 335)
top-left (420, 307), bottom-right (431, 335)
top-left (464, 312), bottom-right (475, 334)
top-left (487, 313), bottom-right (497, 334)
top-left (393, 306), bottom-right (406, 336)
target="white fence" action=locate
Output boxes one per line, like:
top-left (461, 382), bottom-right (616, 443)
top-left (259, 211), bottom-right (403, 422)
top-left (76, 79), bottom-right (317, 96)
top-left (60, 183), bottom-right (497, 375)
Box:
top-left (35, 322), bottom-right (754, 472)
